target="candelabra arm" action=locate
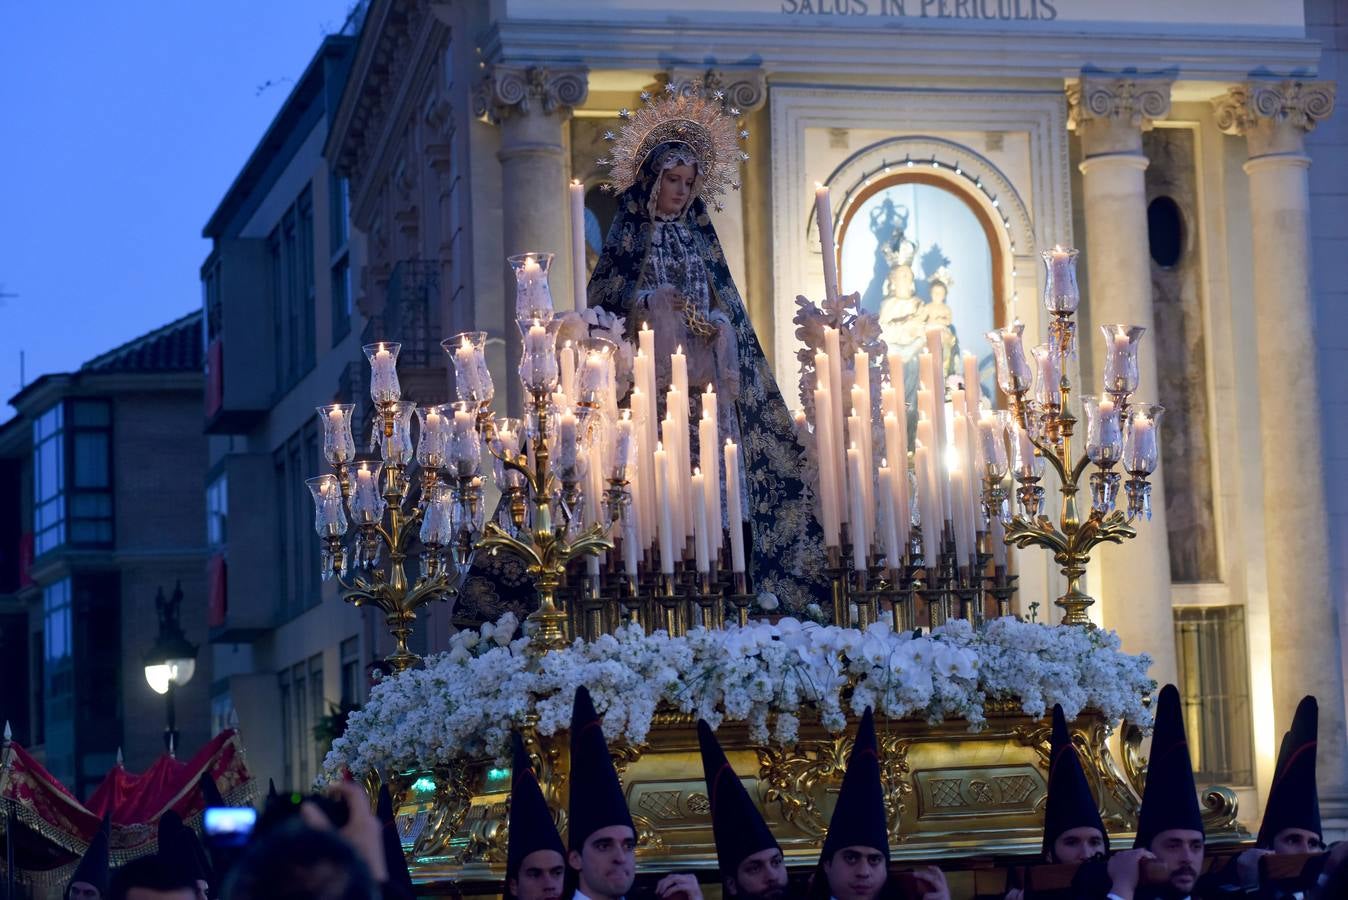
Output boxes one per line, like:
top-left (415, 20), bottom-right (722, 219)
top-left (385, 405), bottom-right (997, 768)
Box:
top-left (478, 521), bottom-right (545, 570)
top-left (1029, 435), bottom-right (1071, 485)
top-left (490, 446), bottom-right (545, 498)
top-left (1069, 453), bottom-right (1093, 487)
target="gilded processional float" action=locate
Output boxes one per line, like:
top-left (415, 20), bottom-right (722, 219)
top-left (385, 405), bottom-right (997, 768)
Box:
top-left (305, 84), bottom-right (1242, 893)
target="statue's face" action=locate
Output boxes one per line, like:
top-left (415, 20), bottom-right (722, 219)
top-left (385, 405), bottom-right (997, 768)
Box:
top-left (930, 283), bottom-right (947, 304)
top-left (893, 267), bottom-right (915, 297)
top-left (655, 164), bottom-right (696, 216)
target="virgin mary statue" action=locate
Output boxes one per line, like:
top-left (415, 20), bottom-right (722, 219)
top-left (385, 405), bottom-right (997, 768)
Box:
top-left (587, 83), bottom-right (829, 613)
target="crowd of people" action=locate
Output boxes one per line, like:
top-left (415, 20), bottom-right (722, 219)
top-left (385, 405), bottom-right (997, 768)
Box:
top-left (53, 685), bottom-right (1346, 900)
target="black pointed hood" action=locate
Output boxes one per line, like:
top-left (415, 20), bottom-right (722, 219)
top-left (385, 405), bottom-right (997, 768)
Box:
top-left (157, 810), bottom-right (211, 886)
top-left (567, 687), bottom-right (635, 851)
top-left (1042, 705), bottom-right (1107, 858)
top-left (69, 815), bottom-right (111, 898)
top-left (377, 784), bottom-right (417, 900)
top-left (697, 720), bottom-right (779, 876)
top-left (199, 772), bottom-right (225, 809)
top-left (821, 708), bottom-right (889, 862)
top-left (1134, 684), bottom-right (1203, 849)
top-left (507, 732), bottom-right (566, 880)
top-left (1257, 695), bottom-right (1320, 847)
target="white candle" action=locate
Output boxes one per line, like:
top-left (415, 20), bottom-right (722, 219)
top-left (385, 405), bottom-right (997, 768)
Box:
top-left (655, 443), bottom-right (675, 574)
top-left (962, 352), bottom-right (980, 417)
top-left (661, 411), bottom-right (683, 548)
top-left (991, 513), bottom-right (1008, 567)
top-left (848, 445), bottom-right (867, 571)
top-left (725, 439), bottom-right (746, 573)
top-left (1098, 397), bottom-right (1122, 453)
top-left (631, 387), bottom-right (651, 547)
top-left (699, 395), bottom-right (720, 564)
top-left (815, 387), bottom-right (841, 547)
top-left (371, 345), bottom-right (400, 402)
top-left (851, 379), bottom-right (875, 540)
top-left (822, 329), bottom-right (848, 523)
top-left (624, 513), bottom-right (639, 577)
top-left (883, 413), bottom-right (905, 549)
top-left (570, 179), bottom-right (587, 310)
top-left (878, 462), bottom-right (901, 569)
top-left (914, 441), bottom-right (938, 564)
top-left (671, 345), bottom-right (688, 398)
top-left (639, 323), bottom-right (655, 362)
top-left (557, 411), bottom-right (579, 470)
top-left (559, 342), bottom-right (576, 403)
top-left (579, 351), bottom-right (606, 397)
top-left (1127, 417), bottom-right (1157, 472)
top-left (692, 469), bottom-right (710, 573)
top-left (815, 183), bottom-right (839, 305)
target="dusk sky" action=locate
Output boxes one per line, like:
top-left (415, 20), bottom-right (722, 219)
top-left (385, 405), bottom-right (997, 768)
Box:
top-left (0, 1), bottom-right (354, 418)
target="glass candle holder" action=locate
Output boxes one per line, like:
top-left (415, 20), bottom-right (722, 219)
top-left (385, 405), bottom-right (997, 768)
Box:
top-left (490, 416), bottom-right (525, 487)
top-left (1032, 343), bottom-right (1062, 407)
top-left (611, 413), bottom-right (636, 482)
top-left (349, 462), bottom-right (386, 525)
top-left (447, 402), bottom-right (482, 479)
top-left (978, 410), bottom-right (1010, 480)
top-left (1011, 421), bottom-right (1043, 481)
top-left (380, 401), bottom-right (416, 466)
top-left (1123, 404), bottom-right (1165, 476)
top-left (363, 342), bottom-right (402, 405)
top-left (1041, 245), bottom-right (1080, 314)
top-left (419, 484), bottom-right (453, 547)
top-left (1101, 324), bottom-right (1146, 397)
top-left (307, 475), bottom-right (348, 536)
top-left (444, 331), bottom-right (494, 407)
top-left (510, 252), bottom-right (555, 326)
top-left (317, 404), bottom-right (357, 467)
top-left (520, 319), bottom-right (560, 394)
top-left (987, 321), bottom-right (1034, 396)
top-left (1082, 394), bottom-right (1124, 466)
top-left (416, 405), bottom-right (450, 470)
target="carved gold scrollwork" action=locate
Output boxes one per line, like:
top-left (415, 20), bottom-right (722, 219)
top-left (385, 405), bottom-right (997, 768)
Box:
top-left (1200, 785), bottom-right (1242, 837)
top-left (756, 732), bottom-right (910, 840)
top-left (413, 764), bottom-right (476, 859)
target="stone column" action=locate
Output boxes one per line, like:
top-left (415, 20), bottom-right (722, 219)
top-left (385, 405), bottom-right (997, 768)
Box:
top-left (473, 64), bottom-right (589, 413)
top-left (1067, 74), bottom-right (1178, 686)
top-left (1213, 80), bottom-right (1347, 819)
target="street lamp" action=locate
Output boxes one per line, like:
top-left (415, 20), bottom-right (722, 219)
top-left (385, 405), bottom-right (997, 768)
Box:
top-left (144, 582), bottom-right (197, 754)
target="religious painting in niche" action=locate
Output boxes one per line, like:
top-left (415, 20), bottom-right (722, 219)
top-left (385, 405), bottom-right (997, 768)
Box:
top-left (838, 178), bottom-right (998, 430)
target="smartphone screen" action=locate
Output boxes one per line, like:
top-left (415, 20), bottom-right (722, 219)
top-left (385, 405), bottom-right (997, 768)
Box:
top-left (203, 806), bottom-right (257, 848)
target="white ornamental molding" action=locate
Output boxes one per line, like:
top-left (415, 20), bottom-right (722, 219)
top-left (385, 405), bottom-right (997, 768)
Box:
top-left (1212, 80), bottom-right (1337, 138)
top-left (472, 65), bottom-right (589, 124)
top-left (1066, 75), bottom-right (1174, 133)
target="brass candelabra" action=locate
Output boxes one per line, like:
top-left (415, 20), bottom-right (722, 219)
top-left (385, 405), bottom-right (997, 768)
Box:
top-left (478, 387), bottom-right (615, 653)
top-left (986, 247), bottom-right (1163, 625)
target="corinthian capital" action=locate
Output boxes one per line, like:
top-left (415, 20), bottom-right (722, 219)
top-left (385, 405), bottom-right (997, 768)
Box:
top-left (473, 65), bottom-right (589, 124)
top-left (1213, 80), bottom-right (1336, 156)
top-left (663, 67), bottom-right (767, 113)
top-left (1067, 74), bottom-right (1174, 133)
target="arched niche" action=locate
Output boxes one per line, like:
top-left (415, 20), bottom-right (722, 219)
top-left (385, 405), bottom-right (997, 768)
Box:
top-left (808, 136), bottom-right (1036, 404)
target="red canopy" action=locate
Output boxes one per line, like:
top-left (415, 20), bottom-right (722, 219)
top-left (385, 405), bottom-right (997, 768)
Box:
top-left (1, 729), bottom-right (252, 866)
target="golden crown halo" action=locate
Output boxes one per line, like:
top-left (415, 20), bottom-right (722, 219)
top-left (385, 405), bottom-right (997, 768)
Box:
top-left (599, 81), bottom-right (749, 212)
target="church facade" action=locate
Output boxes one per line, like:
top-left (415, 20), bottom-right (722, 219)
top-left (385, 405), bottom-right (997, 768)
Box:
top-left (322, 0), bottom-right (1345, 832)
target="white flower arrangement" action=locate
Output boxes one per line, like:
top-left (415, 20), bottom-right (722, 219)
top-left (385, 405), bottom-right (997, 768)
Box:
top-left (323, 615), bottom-right (1153, 780)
